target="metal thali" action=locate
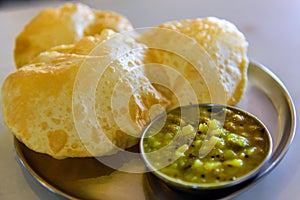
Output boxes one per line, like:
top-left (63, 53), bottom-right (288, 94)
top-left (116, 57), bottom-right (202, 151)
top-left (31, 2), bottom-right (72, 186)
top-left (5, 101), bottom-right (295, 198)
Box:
top-left (14, 62), bottom-right (297, 200)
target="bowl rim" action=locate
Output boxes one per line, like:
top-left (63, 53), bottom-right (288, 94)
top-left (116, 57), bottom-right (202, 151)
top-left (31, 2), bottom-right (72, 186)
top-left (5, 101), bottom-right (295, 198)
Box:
top-left (140, 103), bottom-right (273, 190)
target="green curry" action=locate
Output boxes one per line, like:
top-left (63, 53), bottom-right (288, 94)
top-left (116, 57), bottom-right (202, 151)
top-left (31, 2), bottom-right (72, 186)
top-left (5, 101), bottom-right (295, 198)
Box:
top-left (142, 105), bottom-right (271, 184)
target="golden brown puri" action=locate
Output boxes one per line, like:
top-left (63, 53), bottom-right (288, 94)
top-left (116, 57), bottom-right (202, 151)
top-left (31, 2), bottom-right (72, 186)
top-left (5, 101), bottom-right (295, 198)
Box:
top-left (14, 3), bottom-right (133, 68)
top-left (2, 30), bottom-right (168, 159)
top-left (4, 2), bottom-right (249, 160)
top-left (141, 17), bottom-right (249, 107)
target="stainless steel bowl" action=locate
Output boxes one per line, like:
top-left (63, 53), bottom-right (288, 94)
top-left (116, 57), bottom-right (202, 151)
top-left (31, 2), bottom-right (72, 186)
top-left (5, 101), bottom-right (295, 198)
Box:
top-left (140, 104), bottom-right (273, 194)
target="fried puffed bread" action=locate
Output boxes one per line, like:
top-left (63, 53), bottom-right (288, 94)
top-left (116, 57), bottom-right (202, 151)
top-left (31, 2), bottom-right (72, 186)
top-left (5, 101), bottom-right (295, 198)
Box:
top-left (14, 3), bottom-right (133, 68)
top-left (2, 30), bottom-right (168, 159)
top-left (141, 17), bottom-right (249, 107)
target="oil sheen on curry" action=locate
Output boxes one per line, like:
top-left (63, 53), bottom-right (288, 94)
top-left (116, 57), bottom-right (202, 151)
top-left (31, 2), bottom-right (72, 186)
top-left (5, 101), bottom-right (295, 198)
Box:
top-left (142, 105), bottom-right (271, 185)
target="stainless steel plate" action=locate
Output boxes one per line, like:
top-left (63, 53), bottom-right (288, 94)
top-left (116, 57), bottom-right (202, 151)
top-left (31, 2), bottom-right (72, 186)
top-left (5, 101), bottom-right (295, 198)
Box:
top-left (14, 62), bottom-right (296, 200)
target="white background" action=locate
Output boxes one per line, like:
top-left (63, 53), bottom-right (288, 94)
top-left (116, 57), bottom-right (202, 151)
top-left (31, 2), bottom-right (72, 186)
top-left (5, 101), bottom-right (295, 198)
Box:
top-left (0, 0), bottom-right (299, 199)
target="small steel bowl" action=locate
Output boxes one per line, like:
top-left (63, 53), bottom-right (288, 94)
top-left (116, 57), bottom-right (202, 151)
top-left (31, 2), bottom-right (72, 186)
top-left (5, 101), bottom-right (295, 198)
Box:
top-left (140, 104), bottom-right (273, 194)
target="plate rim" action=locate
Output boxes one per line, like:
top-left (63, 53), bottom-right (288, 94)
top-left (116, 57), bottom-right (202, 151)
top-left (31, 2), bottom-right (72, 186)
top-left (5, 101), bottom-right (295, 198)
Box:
top-left (14, 139), bottom-right (79, 200)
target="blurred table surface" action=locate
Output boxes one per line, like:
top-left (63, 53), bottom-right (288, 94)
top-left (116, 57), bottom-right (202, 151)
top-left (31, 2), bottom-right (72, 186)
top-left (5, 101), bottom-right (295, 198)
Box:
top-left (0, 0), bottom-right (299, 199)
